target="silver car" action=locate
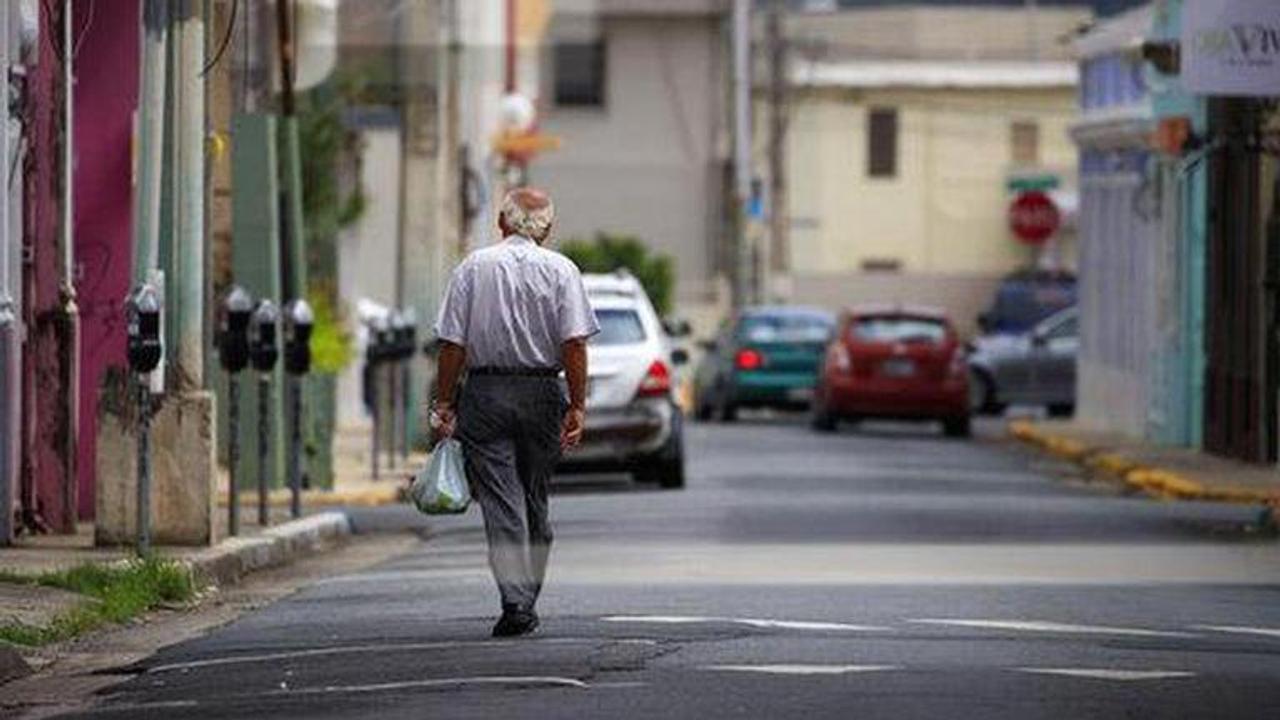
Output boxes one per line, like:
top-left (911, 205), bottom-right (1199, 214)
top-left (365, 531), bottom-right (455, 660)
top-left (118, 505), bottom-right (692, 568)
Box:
top-left (557, 272), bottom-right (687, 488)
top-left (968, 306), bottom-right (1078, 417)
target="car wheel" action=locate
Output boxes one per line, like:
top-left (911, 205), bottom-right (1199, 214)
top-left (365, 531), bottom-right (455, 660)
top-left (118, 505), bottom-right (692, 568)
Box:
top-left (634, 414), bottom-right (686, 489)
top-left (718, 397), bottom-right (738, 422)
top-left (1046, 403), bottom-right (1075, 419)
top-left (694, 397), bottom-right (713, 421)
top-left (969, 370), bottom-right (1005, 416)
top-left (943, 416), bottom-right (972, 438)
top-left (810, 394), bottom-right (838, 432)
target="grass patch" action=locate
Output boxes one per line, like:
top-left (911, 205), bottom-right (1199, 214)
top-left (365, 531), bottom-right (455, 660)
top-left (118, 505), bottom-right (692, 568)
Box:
top-left (0, 557), bottom-right (198, 647)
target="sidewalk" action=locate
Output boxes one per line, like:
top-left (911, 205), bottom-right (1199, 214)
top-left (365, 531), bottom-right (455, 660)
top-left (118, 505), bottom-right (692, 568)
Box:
top-left (221, 424), bottom-right (418, 510)
top-left (0, 424), bottom-right (417, 679)
top-left (1009, 419), bottom-right (1280, 511)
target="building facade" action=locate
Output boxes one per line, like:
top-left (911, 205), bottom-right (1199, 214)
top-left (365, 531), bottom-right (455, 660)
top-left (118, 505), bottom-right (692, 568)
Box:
top-left (536, 0), bottom-right (730, 318)
top-left (778, 5), bottom-right (1087, 334)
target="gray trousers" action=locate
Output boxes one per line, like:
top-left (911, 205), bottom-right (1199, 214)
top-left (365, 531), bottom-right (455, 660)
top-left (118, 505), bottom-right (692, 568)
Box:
top-left (457, 375), bottom-right (567, 611)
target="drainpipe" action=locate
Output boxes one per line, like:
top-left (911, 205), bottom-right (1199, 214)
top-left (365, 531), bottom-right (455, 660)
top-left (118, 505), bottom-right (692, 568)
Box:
top-left (56, 0), bottom-right (78, 530)
top-left (134, 0), bottom-right (168, 281)
top-left (0, 1), bottom-right (14, 545)
top-left (174, 0), bottom-right (205, 387)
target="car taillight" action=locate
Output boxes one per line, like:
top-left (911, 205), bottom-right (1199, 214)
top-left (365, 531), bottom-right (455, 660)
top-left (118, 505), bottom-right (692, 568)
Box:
top-left (735, 349), bottom-right (765, 370)
top-left (636, 359), bottom-right (672, 398)
top-left (829, 344), bottom-right (852, 374)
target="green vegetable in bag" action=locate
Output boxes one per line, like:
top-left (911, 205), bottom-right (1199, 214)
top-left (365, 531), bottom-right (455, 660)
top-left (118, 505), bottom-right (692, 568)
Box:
top-left (410, 439), bottom-right (471, 514)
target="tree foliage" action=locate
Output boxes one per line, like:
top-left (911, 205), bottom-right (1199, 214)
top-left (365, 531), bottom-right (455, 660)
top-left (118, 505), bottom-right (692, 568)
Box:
top-left (559, 233), bottom-right (676, 315)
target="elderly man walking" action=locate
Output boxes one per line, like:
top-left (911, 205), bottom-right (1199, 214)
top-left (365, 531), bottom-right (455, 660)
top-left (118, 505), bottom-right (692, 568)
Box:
top-left (431, 188), bottom-right (599, 637)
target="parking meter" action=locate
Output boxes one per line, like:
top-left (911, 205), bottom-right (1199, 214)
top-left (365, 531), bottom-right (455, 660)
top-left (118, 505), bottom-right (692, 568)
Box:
top-left (366, 315), bottom-right (391, 479)
top-left (249, 300), bottom-right (280, 373)
top-left (248, 300), bottom-right (279, 527)
top-left (125, 284), bottom-right (162, 556)
top-left (283, 299), bottom-right (314, 376)
top-left (282, 300), bottom-right (314, 519)
top-left (218, 286), bottom-right (254, 537)
top-left (218, 286), bottom-right (253, 374)
top-left (125, 284), bottom-right (163, 374)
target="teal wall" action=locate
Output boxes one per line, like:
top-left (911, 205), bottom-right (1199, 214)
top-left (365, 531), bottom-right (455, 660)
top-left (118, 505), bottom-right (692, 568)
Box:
top-left (1147, 0), bottom-right (1206, 448)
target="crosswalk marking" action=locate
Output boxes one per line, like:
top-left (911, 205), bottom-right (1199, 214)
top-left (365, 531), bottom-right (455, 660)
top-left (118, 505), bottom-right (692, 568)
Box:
top-left (1014, 668), bottom-right (1195, 681)
top-left (1192, 625), bottom-right (1280, 640)
top-left (909, 618), bottom-right (1195, 638)
top-left (702, 664), bottom-right (900, 676)
top-left (601, 615), bottom-right (888, 632)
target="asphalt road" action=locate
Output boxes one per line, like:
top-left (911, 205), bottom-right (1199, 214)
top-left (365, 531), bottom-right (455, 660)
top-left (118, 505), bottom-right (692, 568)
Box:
top-left (61, 416), bottom-right (1280, 719)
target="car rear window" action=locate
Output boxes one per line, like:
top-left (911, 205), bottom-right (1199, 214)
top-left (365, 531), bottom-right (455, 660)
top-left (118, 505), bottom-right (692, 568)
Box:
top-left (592, 309), bottom-right (646, 346)
top-left (739, 314), bottom-right (832, 343)
top-left (851, 316), bottom-right (948, 344)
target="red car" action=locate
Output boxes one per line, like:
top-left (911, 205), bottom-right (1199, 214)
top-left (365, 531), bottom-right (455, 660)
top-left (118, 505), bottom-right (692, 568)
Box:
top-left (811, 305), bottom-right (971, 437)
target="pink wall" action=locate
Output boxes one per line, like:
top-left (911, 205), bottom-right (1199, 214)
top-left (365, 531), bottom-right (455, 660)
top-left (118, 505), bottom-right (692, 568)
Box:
top-left (74, 0), bottom-right (139, 520)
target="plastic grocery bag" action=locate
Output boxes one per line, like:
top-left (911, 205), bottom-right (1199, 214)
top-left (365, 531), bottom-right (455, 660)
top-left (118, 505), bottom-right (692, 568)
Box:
top-left (410, 439), bottom-right (471, 515)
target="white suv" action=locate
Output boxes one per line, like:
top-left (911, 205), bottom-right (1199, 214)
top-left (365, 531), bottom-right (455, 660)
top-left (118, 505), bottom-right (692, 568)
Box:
top-left (559, 272), bottom-right (686, 489)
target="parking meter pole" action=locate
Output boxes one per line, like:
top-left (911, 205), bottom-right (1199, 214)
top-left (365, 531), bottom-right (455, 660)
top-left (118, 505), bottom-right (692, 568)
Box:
top-left (227, 374), bottom-right (240, 537)
top-left (288, 375), bottom-right (302, 519)
top-left (257, 374), bottom-right (270, 527)
top-left (387, 361), bottom-right (398, 472)
top-left (136, 379), bottom-right (151, 557)
top-left (218, 286), bottom-right (254, 536)
top-left (370, 367), bottom-right (380, 480)
top-left (125, 284), bottom-right (162, 556)
top-left (400, 360), bottom-right (411, 462)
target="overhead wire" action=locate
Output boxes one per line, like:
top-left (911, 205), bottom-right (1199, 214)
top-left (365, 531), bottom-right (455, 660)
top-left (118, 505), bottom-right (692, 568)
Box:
top-left (201, 0), bottom-right (240, 77)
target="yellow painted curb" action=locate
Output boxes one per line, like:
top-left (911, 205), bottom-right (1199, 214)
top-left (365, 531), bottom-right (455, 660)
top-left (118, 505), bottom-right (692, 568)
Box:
top-left (1006, 420), bottom-right (1277, 507)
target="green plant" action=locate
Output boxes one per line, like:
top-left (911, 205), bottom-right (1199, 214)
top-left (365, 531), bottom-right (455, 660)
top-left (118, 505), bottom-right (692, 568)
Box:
top-left (308, 286), bottom-right (355, 375)
top-left (560, 232), bottom-right (677, 315)
top-left (0, 558), bottom-right (197, 647)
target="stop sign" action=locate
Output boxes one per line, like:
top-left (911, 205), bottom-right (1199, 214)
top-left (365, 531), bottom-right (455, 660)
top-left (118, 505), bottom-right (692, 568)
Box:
top-left (1009, 191), bottom-right (1061, 246)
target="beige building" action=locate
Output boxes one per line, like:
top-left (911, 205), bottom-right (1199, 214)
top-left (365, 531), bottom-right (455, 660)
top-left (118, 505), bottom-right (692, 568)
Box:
top-left (536, 0), bottom-right (730, 317)
top-left (774, 6), bottom-right (1089, 334)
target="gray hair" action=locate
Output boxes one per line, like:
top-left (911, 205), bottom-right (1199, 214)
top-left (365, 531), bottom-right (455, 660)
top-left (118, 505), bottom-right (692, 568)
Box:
top-left (499, 188), bottom-right (555, 242)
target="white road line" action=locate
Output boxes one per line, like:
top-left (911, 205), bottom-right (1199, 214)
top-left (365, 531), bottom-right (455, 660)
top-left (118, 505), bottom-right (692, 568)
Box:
top-left (1014, 668), bottom-right (1195, 681)
top-left (909, 619), bottom-right (1196, 639)
top-left (147, 638), bottom-right (656, 674)
top-left (600, 616), bottom-right (888, 632)
top-left (702, 664), bottom-right (900, 676)
top-left (1192, 625), bottom-right (1280, 640)
top-left (270, 676), bottom-right (590, 696)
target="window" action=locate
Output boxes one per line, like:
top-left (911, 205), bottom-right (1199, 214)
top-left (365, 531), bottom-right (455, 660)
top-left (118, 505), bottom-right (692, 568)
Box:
top-left (867, 107), bottom-right (898, 178)
top-left (1043, 315), bottom-right (1078, 342)
top-left (1011, 121), bottom-right (1040, 166)
top-left (592, 309), bottom-right (646, 346)
top-left (739, 313), bottom-right (834, 344)
top-left (553, 41), bottom-right (606, 107)
top-left (851, 317), bottom-right (948, 345)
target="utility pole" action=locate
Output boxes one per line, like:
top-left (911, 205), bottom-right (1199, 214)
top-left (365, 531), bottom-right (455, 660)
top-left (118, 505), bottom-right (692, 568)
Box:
top-left (731, 0), bottom-right (752, 310)
top-left (56, 0), bottom-right (80, 531)
top-left (766, 0), bottom-right (788, 299)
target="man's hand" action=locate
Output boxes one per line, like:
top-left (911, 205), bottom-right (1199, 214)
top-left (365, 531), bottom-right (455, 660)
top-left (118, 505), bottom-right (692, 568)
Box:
top-left (431, 404), bottom-right (457, 441)
top-left (560, 406), bottom-right (585, 451)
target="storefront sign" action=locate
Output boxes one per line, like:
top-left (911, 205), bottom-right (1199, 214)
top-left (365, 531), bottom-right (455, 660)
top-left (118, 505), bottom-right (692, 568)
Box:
top-left (1009, 191), bottom-right (1061, 247)
top-left (1183, 0), bottom-right (1280, 97)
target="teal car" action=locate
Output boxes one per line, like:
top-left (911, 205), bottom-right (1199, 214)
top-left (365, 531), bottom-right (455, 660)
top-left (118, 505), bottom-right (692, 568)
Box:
top-left (693, 307), bottom-right (835, 421)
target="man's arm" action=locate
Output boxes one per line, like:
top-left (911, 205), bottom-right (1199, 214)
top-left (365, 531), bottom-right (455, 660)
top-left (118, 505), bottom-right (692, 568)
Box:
top-left (560, 338), bottom-right (588, 449)
top-left (432, 341), bottom-right (466, 438)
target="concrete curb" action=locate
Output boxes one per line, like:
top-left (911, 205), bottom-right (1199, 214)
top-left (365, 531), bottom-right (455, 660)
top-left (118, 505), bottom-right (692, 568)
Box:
top-left (1008, 420), bottom-right (1278, 506)
top-left (181, 512), bottom-right (353, 588)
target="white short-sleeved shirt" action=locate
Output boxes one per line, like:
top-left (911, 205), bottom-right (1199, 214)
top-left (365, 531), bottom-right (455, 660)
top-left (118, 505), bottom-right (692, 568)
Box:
top-left (435, 235), bottom-right (600, 368)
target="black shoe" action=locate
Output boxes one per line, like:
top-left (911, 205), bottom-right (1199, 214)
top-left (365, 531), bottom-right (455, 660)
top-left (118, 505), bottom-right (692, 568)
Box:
top-left (492, 607), bottom-right (540, 638)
